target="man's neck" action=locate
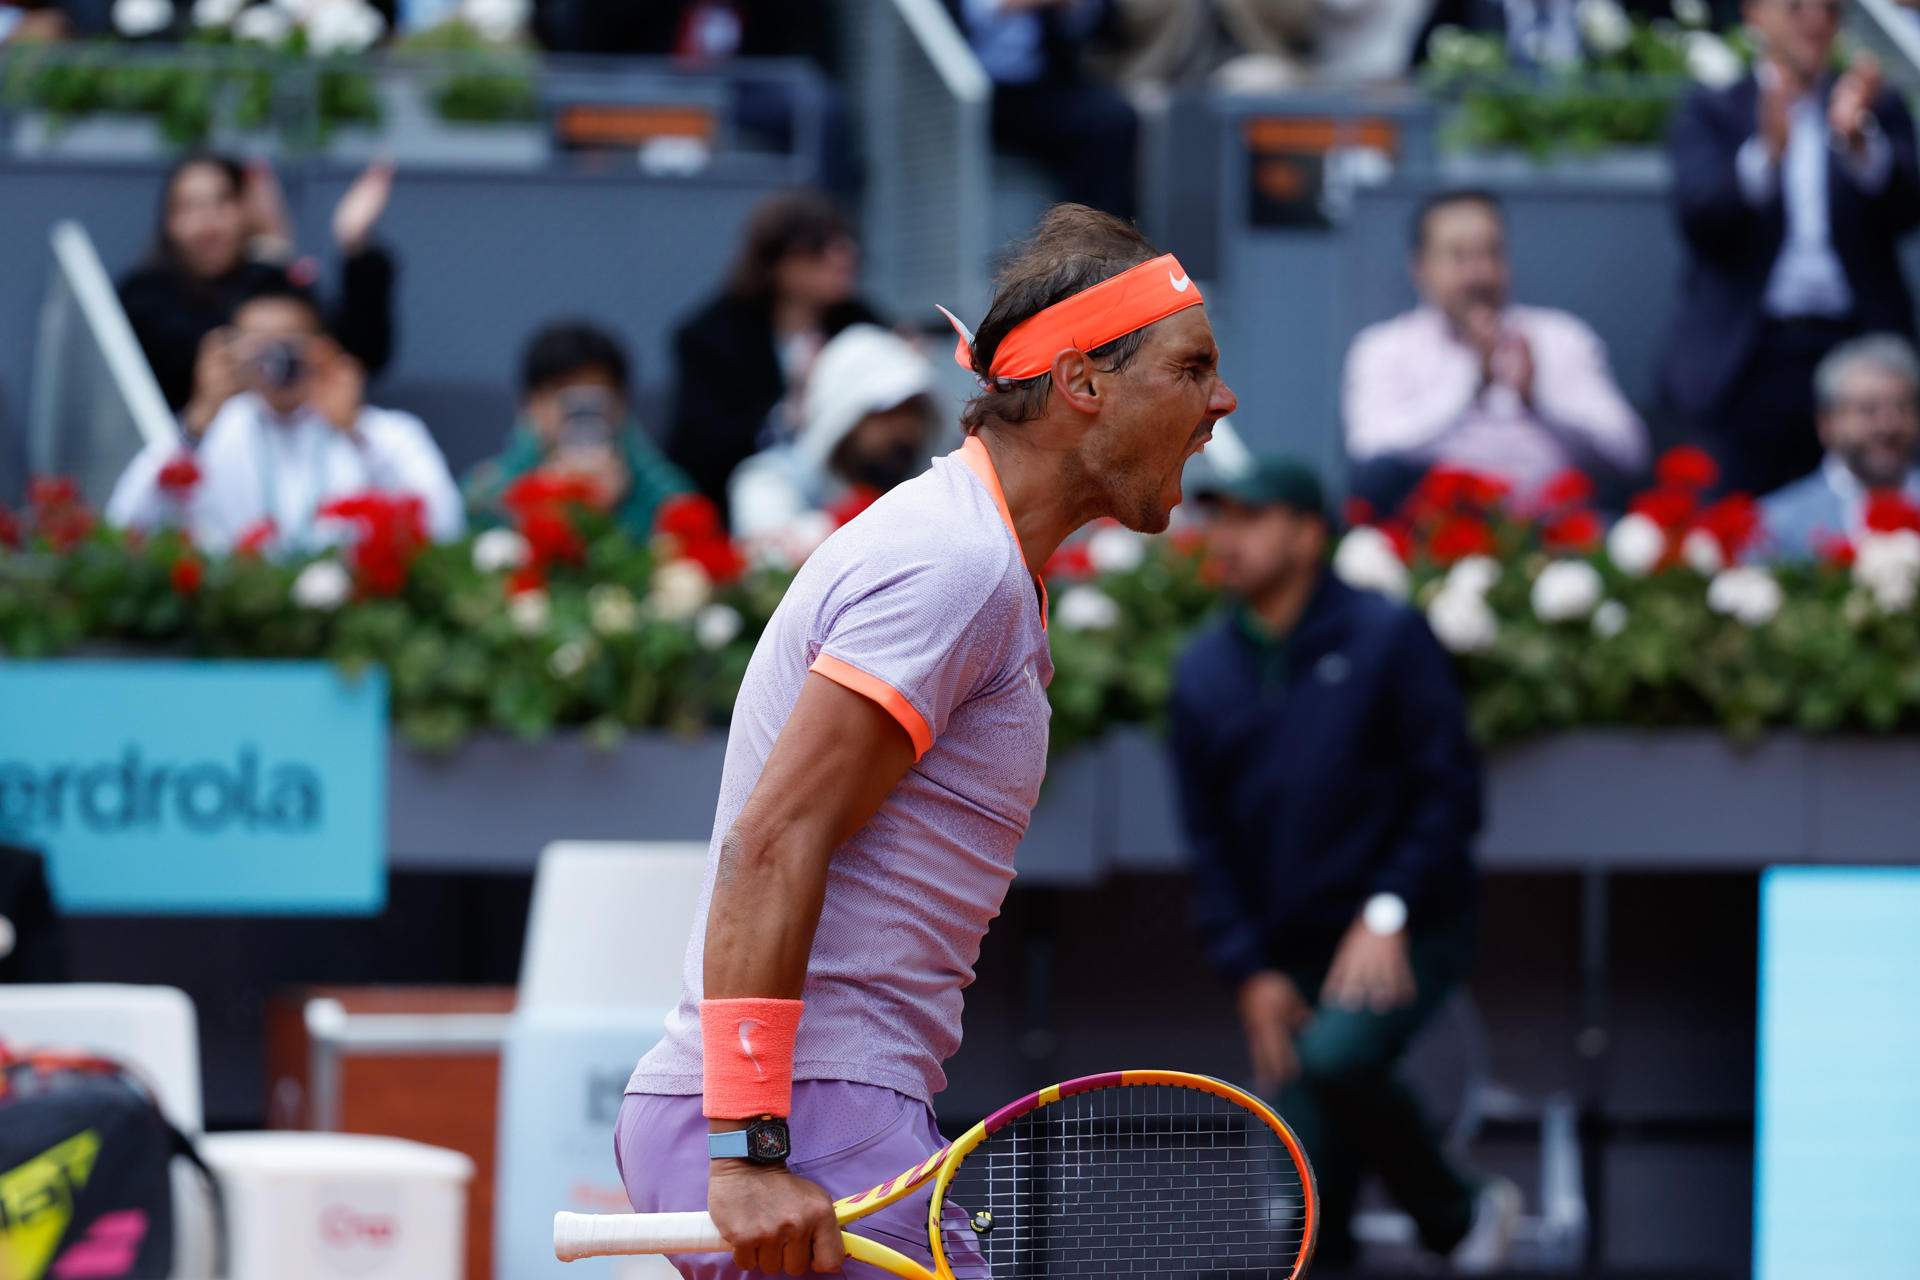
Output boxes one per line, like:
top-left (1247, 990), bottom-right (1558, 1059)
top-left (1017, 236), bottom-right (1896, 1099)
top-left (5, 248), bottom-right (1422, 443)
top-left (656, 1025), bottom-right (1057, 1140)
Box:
top-left (1247, 569), bottom-right (1318, 639)
top-left (974, 427), bottom-right (1101, 576)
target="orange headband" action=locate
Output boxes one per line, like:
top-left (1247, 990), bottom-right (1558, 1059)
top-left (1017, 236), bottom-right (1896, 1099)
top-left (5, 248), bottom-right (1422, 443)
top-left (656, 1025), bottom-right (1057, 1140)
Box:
top-left (938, 253), bottom-right (1205, 384)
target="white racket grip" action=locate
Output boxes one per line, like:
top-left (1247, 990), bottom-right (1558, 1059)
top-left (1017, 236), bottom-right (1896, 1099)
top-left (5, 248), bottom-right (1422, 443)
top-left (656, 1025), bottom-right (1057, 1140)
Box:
top-left (554, 1211), bottom-right (728, 1261)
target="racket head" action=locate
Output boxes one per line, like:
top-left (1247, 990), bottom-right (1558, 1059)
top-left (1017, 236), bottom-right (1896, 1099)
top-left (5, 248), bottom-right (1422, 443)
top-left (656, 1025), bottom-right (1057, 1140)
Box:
top-left (926, 1070), bottom-right (1317, 1280)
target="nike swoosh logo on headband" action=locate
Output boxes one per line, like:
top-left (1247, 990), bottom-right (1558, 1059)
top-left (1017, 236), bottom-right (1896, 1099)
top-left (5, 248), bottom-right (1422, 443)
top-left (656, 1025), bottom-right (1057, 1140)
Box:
top-left (738, 1019), bottom-right (767, 1081)
top-left (1169, 270), bottom-right (1192, 293)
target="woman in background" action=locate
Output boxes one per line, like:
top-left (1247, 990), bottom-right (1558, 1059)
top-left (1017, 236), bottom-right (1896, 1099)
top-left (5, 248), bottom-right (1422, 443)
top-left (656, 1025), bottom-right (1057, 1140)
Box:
top-left (117, 151), bottom-right (398, 438)
top-left (665, 189), bottom-right (884, 519)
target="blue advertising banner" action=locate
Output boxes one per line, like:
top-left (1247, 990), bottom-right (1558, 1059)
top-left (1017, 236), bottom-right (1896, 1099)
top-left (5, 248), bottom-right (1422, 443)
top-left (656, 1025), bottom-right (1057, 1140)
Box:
top-left (0, 662), bottom-right (387, 914)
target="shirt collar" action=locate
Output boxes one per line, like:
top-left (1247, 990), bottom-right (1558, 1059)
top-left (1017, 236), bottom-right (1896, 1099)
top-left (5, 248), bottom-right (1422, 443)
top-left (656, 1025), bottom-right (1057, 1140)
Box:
top-left (957, 434), bottom-right (1048, 630)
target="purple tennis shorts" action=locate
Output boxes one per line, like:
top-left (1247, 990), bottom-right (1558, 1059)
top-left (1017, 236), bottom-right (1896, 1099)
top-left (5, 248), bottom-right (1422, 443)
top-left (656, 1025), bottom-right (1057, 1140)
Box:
top-left (617, 1081), bottom-right (975, 1279)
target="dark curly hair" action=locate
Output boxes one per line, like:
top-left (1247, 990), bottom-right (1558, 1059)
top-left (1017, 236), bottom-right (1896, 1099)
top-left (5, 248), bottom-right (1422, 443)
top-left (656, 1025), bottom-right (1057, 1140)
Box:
top-left (959, 205), bottom-right (1162, 433)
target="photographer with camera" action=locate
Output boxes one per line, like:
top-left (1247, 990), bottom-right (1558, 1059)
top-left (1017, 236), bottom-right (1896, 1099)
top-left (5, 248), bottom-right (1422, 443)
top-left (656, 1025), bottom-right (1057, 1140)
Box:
top-left (464, 321), bottom-right (692, 540)
top-left (106, 282), bottom-right (463, 556)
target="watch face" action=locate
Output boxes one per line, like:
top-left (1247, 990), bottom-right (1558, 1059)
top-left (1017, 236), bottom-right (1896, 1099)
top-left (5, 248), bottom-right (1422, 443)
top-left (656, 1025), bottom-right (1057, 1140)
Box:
top-left (748, 1120), bottom-right (791, 1163)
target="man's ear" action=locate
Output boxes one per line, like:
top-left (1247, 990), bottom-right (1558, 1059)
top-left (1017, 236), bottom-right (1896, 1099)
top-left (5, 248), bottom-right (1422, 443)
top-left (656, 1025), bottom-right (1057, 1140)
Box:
top-left (1049, 347), bottom-right (1100, 415)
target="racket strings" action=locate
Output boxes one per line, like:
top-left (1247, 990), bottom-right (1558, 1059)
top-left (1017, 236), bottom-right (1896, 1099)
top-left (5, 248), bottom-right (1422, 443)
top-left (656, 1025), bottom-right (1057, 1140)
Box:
top-left (938, 1084), bottom-right (1309, 1279)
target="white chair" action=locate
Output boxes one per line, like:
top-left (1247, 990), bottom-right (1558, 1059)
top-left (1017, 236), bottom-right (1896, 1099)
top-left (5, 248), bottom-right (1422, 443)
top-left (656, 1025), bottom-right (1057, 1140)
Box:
top-left (496, 841), bottom-right (708, 1280)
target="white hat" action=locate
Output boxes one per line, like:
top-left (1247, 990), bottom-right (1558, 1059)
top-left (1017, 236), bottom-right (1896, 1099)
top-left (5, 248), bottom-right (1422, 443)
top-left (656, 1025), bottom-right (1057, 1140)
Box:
top-left (797, 325), bottom-right (935, 472)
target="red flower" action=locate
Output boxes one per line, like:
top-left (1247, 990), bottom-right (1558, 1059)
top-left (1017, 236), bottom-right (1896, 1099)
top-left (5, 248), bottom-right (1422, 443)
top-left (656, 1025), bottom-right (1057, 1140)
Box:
top-left (317, 491), bottom-right (429, 596)
top-left (1380, 519), bottom-right (1415, 562)
top-left (28, 476), bottom-right (79, 510)
top-left (682, 534), bottom-right (746, 586)
top-left (40, 506), bottom-right (95, 551)
top-left (1630, 487), bottom-right (1697, 531)
top-left (1543, 509), bottom-right (1603, 552)
top-left (1695, 494), bottom-right (1762, 559)
top-left (1537, 468), bottom-right (1595, 511)
top-left (1427, 516), bottom-right (1497, 564)
top-left (1413, 466), bottom-right (1510, 516)
top-left (1045, 542), bottom-right (1096, 580)
top-left (157, 453), bottom-right (201, 495)
top-left (654, 493), bottom-right (725, 542)
top-left (503, 471), bottom-right (602, 517)
top-left (0, 507), bottom-right (18, 549)
top-left (1863, 490), bottom-right (1920, 534)
top-left (235, 519), bottom-right (277, 557)
top-left (826, 486), bottom-right (880, 529)
top-left (1817, 533), bottom-right (1858, 567)
top-left (1655, 446), bottom-right (1719, 493)
top-left (508, 564), bottom-right (546, 596)
top-left (1342, 496), bottom-right (1377, 529)
top-left (170, 555), bottom-right (203, 595)
top-left (1169, 526), bottom-right (1208, 558)
top-left (519, 506), bottom-right (585, 567)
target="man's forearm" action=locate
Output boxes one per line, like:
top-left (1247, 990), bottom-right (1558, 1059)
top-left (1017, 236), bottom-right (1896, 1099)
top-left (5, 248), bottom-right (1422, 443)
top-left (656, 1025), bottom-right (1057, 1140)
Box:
top-left (702, 821), bottom-right (834, 1001)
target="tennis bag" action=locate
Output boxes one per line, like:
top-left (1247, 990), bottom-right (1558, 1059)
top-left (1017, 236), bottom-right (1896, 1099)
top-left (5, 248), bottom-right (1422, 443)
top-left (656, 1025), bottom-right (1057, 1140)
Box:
top-left (0, 1045), bottom-right (223, 1280)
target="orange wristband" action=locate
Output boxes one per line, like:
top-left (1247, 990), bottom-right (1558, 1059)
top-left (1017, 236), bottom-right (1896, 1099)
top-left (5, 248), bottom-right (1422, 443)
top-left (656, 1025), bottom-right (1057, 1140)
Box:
top-left (700, 997), bottom-right (803, 1120)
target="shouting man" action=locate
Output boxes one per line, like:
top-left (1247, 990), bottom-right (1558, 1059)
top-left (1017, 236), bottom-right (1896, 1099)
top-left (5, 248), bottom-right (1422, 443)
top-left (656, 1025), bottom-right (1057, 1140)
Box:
top-left (617, 204), bottom-right (1237, 1278)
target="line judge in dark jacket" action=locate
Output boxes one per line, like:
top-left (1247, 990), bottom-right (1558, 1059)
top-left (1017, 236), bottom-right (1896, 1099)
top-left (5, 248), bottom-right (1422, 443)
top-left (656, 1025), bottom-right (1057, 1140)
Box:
top-left (1664, 0), bottom-right (1920, 497)
top-left (1170, 458), bottom-right (1516, 1273)
top-left (664, 191), bottom-right (884, 519)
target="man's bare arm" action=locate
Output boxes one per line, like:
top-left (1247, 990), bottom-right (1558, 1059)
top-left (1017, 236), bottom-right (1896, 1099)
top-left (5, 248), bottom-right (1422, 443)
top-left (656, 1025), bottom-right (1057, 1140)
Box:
top-left (704, 671), bottom-right (917, 1000)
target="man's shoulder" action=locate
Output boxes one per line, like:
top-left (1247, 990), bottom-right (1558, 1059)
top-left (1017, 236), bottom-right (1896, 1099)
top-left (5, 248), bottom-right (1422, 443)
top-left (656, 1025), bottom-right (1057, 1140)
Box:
top-left (1762, 469), bottom-right (1840, 520)
top-left (358, 404), bottom-right (438, 448)
top-left (808, 463), bottom-right (1018, 595)
top-left (1511, 303), bottom-right (1600, 343)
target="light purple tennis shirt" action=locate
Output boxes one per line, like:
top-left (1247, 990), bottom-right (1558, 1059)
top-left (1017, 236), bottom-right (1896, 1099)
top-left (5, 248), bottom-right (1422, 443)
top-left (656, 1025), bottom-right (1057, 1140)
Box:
top-left (627, 435), bottom-right (1053, 1105)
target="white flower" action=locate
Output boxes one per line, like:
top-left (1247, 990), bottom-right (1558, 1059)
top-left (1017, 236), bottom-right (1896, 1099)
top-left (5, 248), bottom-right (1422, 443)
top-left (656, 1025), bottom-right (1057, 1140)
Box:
top-left (112, 0), bottom-right (174, 36)
top-left (1672, 0), bottom-right (1709, 25)
top-left (588, 584), bottom-right (639, 636)
top-left (1577, 0), bottom-right (1632, 54)
top-left (1446, 555), bottom-right (1500, 598)
top-left (1681, 528), bottom-right (1725, 576)
top-left (1685, 31), bottom-right (1743, 88)
top-left (1853, 529), bottom-right (1920, 612)
top-left (1531, 559), bottom-right (1605, 623)
top-left (271, 0), bottom-right (312, 16)
top-left (549, 638), bottom-right (593, 680)
top-left (1056, 585), bottom-right (1122, 632)
top-left (508, 589), bottom-right (550, 635)
top-left (1593, 599), bottom-right (1629, 638)
top-left (1332, 527), bottom-right (1410, 600)
top-left (191, 0), bottom-right (244, 26)
top-left (304, 0), bottom-right (384, 54)
top-left (471, 527), bottom-right (530, 574)
top-left (694, 603), bottom-right (744, 651)
top-left (291, 558), bottom-right (352, 610)
top-left (1606, 513), bottom-right (1667, 577)
top-left (460, 0), bottom-right (528, 41)
top-left (233, 3), bottom-right (291, 42)
top-left (648, 560), bottom-right (713, 622)
top-left (1427, 583), bottom-right (1499, 654)
top-left (1707, 566), bottom-right (1783, 626)
top-left (1087, 525), bottom-right (1147, 575)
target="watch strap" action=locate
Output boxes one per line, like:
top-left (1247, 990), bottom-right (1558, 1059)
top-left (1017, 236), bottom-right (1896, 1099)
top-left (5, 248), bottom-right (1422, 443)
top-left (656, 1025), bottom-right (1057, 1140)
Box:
top-left (707, 1129), bottom-right (751, 1160)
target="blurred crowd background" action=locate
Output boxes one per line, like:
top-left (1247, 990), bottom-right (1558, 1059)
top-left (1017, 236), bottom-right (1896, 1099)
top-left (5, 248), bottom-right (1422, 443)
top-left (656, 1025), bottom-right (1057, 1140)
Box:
top-left (5, 1), bottom-right (1920, 1278)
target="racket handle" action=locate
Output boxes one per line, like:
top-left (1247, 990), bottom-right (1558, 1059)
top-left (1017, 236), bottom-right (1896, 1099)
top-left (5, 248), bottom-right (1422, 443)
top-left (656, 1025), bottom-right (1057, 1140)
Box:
top-left (553, 1211), bottom-right (728, 1260)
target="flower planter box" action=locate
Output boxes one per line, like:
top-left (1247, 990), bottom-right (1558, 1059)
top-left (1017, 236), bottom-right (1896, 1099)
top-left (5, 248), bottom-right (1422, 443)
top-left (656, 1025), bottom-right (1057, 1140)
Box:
top-left (1437, 146), bottom-right (1669, 185)
top-left (387, 728), bottom-right (1920, 880)
top-left (327, 74), bottom-right (547, 170)
top-left (9, 111), bottom-right (170, 160)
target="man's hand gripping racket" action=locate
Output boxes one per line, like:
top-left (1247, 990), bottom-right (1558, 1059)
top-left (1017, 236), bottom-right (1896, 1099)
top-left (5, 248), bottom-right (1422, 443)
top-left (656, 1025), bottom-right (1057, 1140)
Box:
top-left (556, 1069), bottom-right (1318, 1278)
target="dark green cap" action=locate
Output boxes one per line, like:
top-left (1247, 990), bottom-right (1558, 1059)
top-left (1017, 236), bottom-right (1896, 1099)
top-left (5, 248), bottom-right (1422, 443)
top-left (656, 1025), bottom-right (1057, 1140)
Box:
top-left (1199, 455), bottom-right (1327, 517)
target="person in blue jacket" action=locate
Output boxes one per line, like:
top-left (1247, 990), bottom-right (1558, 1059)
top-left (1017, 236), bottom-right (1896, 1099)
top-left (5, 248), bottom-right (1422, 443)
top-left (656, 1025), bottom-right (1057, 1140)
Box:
top-left (1169, 456), bottom-right (1516, 1273)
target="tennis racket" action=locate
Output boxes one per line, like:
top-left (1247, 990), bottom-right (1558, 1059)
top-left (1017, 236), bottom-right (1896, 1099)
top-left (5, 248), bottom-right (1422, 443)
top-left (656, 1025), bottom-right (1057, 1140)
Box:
top-left (555, 1068), bottom-right (1317, 1278)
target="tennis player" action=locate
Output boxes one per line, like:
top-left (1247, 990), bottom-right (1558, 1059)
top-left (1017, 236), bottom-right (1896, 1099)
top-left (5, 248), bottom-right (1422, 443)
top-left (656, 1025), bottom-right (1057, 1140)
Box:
top-left (617, 204), bottom-right (1237, 1278)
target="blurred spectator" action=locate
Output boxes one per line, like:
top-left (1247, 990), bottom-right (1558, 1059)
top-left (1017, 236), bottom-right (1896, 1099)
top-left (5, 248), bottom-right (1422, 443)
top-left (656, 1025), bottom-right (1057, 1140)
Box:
top-left (1665, 0), bottom-right (1920, 497)
top-left (0, 0), bottom-right (68, 41)
top-left (1213, 0), bottom-right (1436, 89)
top-left (952, 0), bottom-right (1140, 219)
top-left (729, 324), bottom-right (938, 540)
top-left (533, 0), bottom-right (855, 194)
top-left (1344, 190), bottom-right (1646, 507)
top-left (665, 190), bottom-right (884, 518)
top-left (0, 845), bottom-right (66, 983)
top-left (107, 283), bottom-right (462, 555)
top-left (1171, 456), bottom-right (1515, 1274)
top-left (465, 321), bottom-right (692, 540)
top-left (1760, 333), bottom-right (1920, 558)
top-left (118, 152), bottom-right (398, 436)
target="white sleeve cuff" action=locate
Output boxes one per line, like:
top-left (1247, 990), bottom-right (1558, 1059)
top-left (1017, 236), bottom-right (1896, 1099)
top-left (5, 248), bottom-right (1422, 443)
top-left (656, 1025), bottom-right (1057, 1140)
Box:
top-left (1839, 118), bottom-right (1892, 192)
top-left (1736, 135), bottom-right (1778, 206)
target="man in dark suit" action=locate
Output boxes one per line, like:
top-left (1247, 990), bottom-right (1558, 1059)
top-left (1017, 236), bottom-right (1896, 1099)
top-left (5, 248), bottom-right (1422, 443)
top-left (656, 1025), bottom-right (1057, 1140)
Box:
top-left (1664, 0), bottom-right (1920, 497)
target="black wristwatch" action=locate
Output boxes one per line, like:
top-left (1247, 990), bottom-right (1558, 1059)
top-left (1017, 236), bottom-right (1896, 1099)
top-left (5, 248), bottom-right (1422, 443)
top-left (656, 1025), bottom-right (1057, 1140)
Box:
top-left (708, 1115), bottom-right (791, 1166)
